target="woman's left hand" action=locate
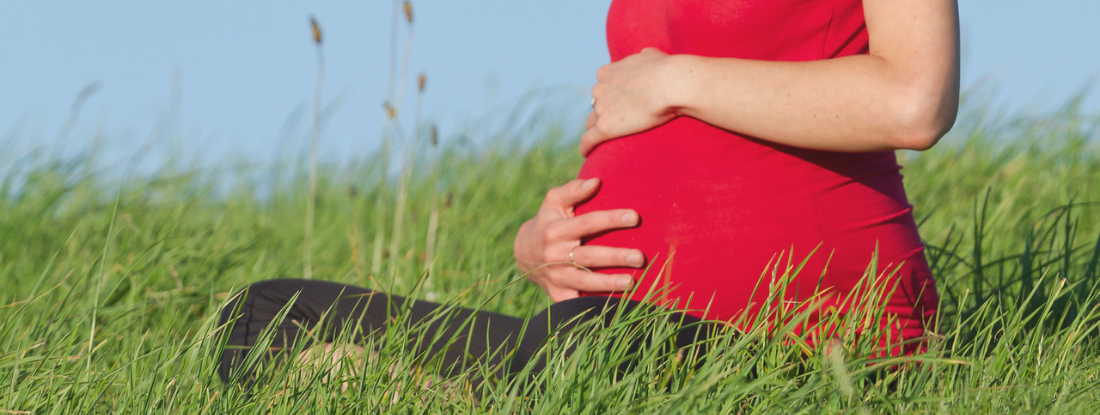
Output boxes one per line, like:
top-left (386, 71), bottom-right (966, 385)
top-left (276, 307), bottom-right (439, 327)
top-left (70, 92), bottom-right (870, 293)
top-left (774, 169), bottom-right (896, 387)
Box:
top-left (581, 47), bottom-right (681, 156)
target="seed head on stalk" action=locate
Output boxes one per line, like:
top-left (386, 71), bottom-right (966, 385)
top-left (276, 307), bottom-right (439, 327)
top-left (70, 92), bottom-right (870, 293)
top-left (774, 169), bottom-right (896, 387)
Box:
top-left (373, 1), bottom-right (405, 278)
top-left (388, 0), bottom-right (419, 279)
top-left (304, 15), bottom-right (325, 280)
top-left (310, 15), bottom-right (323, 44)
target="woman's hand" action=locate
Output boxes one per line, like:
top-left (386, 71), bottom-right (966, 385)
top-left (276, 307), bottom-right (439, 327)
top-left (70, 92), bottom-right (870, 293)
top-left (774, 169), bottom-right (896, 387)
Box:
top-left (581, 48), bottom-right (681, 156)
top-left (514, 178), bottom-right (644, 302)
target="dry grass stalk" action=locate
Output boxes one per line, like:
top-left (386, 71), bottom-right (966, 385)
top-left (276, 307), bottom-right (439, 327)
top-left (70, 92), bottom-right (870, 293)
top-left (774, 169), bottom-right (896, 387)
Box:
top-left (425, 124), bottom-right (440, 272)
top-left (389, 1), bottom-right (417, 279)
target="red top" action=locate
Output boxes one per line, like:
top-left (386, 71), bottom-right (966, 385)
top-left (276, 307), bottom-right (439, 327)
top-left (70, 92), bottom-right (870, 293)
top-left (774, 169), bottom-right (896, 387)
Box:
top-left (576, 0), bottom-right (938, 349)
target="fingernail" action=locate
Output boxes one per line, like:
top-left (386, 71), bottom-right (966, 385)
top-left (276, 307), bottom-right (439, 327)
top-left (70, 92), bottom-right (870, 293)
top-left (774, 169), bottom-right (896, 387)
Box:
top-left (618, 277), bottom-right (634, 290)
top-left (581, 178), bottom-right (598, 190)
top-left (622, 211), bottom-right (638, 225)
top-left (627, 254), bottom-right (643, 267)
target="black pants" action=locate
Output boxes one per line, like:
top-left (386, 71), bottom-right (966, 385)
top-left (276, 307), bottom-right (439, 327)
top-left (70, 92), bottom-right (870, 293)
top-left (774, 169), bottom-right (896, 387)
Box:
top-left (216, 279), bottom-right (721, 389)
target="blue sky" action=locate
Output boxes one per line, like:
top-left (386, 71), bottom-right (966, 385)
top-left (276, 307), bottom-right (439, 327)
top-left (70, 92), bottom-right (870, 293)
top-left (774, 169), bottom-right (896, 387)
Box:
top-left (2, 0), bottom-right (1098, 166)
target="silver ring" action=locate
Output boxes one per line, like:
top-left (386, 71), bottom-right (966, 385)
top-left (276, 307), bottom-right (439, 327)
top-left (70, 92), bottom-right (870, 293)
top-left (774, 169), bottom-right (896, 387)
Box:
top-left (590, 97), bottom-right (596, 108)
top-left (568, 246), bottom-right (579, 267)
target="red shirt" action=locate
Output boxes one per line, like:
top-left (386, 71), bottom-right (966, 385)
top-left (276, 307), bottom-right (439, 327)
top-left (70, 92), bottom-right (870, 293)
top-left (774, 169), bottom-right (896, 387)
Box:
top-left (576, 0), bottom-right (938, 348)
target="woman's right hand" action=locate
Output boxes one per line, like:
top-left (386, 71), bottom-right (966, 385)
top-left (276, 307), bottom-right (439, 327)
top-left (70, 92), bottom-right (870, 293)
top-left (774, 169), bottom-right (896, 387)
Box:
top-left (514, 177), bottom-right (645, 302)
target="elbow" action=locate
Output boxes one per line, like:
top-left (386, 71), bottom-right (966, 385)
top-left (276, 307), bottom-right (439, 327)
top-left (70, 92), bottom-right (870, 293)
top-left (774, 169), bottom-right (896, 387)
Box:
top-left (889, 88), bottom-right (959, 151)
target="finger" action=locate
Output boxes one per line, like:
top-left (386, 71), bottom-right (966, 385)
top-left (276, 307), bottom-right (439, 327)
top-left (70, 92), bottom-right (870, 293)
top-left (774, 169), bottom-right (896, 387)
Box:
top-left (546, 287), bottom-right (580, 303)
top-left (579, 127), bottom-right (603, 156)
top-left (543, 177), bottom-right (601, 208)
top-left (557, 268), bottom-right (634, 292)
top-left (595, 63), bottom-right (612, 82)
top-left (585, 111), bottom-right (597, 130)
top-left (559, 209), bottom-right (639, 238)
top-left (570, 245), bottom-right (646, 269)
top-left (590, 82), bottom-right (605, 110)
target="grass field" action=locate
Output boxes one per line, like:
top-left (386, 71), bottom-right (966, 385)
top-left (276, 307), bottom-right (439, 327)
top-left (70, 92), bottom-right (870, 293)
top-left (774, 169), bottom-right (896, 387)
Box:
top-left (2, 96), bottom-right (1100, 414)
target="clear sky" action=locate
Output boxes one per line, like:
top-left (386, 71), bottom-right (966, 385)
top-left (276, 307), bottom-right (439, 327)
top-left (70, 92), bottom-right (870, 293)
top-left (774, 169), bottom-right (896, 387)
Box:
top-left (2, 0), bottom-right (1098, 166)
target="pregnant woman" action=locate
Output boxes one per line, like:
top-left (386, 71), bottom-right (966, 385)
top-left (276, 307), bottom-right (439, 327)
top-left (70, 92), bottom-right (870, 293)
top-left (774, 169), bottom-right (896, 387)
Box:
top-left (217, 0), bottom-right (959, 390)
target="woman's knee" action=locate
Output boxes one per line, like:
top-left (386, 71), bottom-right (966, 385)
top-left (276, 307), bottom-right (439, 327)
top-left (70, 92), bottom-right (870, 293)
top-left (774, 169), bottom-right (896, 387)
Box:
top-left (231, 279), bottom-right (316, 301)
top-left (217, 279), bottom-right (317, 329)
top-left (542, 296), bottom-right (641, 330)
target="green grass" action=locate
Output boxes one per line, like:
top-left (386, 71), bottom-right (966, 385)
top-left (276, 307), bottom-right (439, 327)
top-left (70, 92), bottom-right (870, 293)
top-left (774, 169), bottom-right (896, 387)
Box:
top-left (2, 100), bottom-right (1100, 413)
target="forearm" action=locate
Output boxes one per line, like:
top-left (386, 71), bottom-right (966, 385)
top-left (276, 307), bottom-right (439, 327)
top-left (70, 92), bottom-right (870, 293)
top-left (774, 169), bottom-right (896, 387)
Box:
top-left (664, 53), bottom-right (958, 152)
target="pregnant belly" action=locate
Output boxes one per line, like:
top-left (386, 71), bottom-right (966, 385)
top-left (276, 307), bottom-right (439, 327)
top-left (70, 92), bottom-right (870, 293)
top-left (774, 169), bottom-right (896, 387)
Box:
top-left (575, 117), bottom-right (828, 320)
top-left (576, 117), bottom-right (938, 349)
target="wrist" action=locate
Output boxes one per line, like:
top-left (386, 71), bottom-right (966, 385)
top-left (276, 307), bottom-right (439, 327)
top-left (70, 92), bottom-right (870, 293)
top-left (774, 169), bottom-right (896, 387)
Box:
top-left (659, 54), bottom-right (702, 117)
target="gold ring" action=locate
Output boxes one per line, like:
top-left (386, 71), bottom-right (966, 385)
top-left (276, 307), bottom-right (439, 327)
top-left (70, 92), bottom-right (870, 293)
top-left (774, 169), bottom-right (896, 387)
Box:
top-left (568, 246), bottom-right (579, 267)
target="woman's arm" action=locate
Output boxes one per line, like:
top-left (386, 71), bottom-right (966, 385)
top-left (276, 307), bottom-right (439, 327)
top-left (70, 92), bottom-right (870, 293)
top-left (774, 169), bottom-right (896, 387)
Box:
top-left (581, 0), bottom-right (960, 155)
